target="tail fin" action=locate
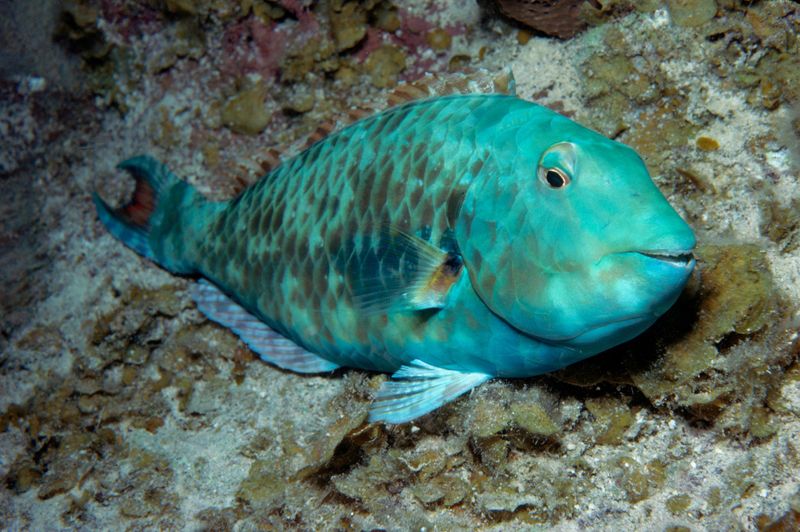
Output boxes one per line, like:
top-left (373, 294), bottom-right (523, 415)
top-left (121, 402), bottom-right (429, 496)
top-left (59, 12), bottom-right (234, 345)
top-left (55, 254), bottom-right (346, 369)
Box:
top-left (93, 155), bottom-right (207, 274)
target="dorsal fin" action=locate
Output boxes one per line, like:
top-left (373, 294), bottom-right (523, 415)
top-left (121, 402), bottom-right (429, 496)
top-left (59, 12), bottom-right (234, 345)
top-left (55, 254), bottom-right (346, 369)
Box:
top-left (226, 162), bottom-right (260, 196)
top-left (346, 107), bottom-right (371, 122)
top-left (261, 68), bottom-right (517, 182)
top-left (304, 121), bottom-right (337, 148)
top-left (387, 83), bottom-right (431, 106)
top-left (386, 67), bottom-right (516, 106)
top-left (230, 174), bottom-right (250, 196)
top-left (225, 148), bottom-right (284, 197)
top-left (258, 148), bottom-right (283, 174)
top-left (299, 107), bottom-right (374, 151)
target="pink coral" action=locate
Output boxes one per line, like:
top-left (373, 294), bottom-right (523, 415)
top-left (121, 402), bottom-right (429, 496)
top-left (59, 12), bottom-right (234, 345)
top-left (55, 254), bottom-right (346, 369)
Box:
top-left (219, 5), bottom-right (321, 81)
top-left (277, 0), bottom-right (319, 32)
top-left (99, 1), bottom-right (162, 41)
top-left (397, 12), bottom-right (466, 80)
top-left (220, 17), bottom-right (287, 80)
top-left (356, 7), bottom-right (466, 82)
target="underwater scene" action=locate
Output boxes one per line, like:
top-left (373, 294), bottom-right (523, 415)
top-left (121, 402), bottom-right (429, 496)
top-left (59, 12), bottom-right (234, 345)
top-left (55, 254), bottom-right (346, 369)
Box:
top-left (1, 0), bottom-right (799, 529)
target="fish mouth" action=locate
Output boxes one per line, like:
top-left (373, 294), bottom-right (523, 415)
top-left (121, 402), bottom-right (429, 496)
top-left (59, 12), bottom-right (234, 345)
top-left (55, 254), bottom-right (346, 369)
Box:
top-left (634, 250), bottom-right (695, 267)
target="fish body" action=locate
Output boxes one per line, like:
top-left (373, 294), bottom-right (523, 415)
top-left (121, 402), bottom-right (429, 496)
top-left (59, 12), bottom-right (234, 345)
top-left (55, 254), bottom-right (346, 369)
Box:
top-left (95, 89), bottom-right (696, 423)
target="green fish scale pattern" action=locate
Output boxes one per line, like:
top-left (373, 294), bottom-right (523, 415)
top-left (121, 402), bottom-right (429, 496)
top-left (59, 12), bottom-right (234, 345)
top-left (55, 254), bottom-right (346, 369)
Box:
top-left (194, 95), bottom-right (499, 372)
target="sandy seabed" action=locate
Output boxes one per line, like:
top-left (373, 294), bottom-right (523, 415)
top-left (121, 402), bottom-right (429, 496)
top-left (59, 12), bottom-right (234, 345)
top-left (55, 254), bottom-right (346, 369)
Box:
top-left (1, 0), bottom-right (799, 529)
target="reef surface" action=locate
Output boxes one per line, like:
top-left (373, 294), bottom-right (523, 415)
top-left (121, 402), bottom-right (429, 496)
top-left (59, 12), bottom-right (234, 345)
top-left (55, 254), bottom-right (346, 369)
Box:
top-left (1, 0), bottom-right (799, 529)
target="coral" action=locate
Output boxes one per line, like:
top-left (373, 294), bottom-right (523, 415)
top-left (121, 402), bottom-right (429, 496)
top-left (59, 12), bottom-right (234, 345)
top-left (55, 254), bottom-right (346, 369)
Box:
top-left (220, 80), bottom-right (273, 135)
top-left (709, 1), bottom-right (800, 110)
top-left (666, 493), bottom-right (692, 515)
top-left (630, 244), bottom-right (780, 422)
top-left (579, 25), bottom-right (671, 140)
top-left (1, 285), bottom-right (198, 525)
top-left (665, 0), bottom-right (718, 28)
top-left (55, 0), bottom-right (112, 62)
top-left (147, 18), bottom-right (206, 74)
top-left (584, 397), bottom-right (635, 445)
top-left (615, 456), bottom-right (666, 503)
top-left (328, 1), bottom-right (368, 52)
top-left (2, 0), bottom-right (800, 529)
top-left (557, 242), bottom-right (795, 439)
top-left (363, 44), bottom-right (407, 88)
top-left (426, 28), bottom-right (453, 51)
top-left (488, 0), bottom-right (600, 38)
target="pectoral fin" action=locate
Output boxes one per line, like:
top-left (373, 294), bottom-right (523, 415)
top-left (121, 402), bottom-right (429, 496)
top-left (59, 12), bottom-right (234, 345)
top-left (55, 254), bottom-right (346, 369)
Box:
top-left (352, 227), bottom-right (463, 315)
top-left (192, 280), bottom-right (340, 374)
top-left (369, 360), bottom-right (492, 424)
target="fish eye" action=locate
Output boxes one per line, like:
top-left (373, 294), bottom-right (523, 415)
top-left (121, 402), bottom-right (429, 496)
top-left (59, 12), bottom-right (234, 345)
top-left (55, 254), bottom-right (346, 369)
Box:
top-left (540, 167), bottom-right (570, 188)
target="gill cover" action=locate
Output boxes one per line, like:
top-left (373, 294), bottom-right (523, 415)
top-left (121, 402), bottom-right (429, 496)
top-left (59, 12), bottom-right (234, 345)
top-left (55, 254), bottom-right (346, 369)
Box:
top-left (456, 105), bottom-right (695, 350)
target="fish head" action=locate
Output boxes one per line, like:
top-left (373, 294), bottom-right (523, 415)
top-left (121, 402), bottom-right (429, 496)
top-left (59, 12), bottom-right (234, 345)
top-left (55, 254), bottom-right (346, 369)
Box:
top-left (456, 110), bottom-right (696, 354)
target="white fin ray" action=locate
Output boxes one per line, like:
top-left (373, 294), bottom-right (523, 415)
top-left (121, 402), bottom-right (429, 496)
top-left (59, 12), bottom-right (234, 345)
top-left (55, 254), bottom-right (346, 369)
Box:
top-left (192, 279), bottom-right (340, 374)
top-left (369, 360), bottom-right (492, 424)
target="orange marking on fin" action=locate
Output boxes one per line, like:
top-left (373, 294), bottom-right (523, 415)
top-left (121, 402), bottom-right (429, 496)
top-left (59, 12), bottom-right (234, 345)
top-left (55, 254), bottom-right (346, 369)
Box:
top-left (416, 254), bottom-right (463, 307)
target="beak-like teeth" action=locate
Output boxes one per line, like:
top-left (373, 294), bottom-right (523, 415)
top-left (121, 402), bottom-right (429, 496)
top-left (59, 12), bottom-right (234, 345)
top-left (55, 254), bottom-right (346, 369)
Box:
top-left (639, 250), bottom-right (695, 265)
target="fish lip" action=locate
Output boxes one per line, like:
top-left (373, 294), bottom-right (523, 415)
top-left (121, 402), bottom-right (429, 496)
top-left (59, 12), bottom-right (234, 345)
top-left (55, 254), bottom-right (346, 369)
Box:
top-left (631, 249), bottom-right (695, 267)
top-left (540, 314), bottom-right (651, 343)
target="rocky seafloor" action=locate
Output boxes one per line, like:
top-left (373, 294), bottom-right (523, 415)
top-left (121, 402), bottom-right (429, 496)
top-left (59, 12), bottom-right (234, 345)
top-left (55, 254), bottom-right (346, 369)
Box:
top-left (1, 0), bottom-right (799, 529)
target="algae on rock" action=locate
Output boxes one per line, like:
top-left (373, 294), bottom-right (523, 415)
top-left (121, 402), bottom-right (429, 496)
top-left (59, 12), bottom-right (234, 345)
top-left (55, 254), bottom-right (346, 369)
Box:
top-left (221, 80), bottom-right (272, 136)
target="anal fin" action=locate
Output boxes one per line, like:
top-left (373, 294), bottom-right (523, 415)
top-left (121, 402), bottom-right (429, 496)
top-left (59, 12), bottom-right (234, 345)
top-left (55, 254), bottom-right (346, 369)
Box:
top-left (192, 280), bottom-right (340, 374)
top-left (369, 360), bottom-right (491, 424)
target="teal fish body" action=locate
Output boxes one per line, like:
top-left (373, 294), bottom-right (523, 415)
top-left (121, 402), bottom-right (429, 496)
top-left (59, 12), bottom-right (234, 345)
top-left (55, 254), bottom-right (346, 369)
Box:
top-left (95, 89), bottom-right (695, 423)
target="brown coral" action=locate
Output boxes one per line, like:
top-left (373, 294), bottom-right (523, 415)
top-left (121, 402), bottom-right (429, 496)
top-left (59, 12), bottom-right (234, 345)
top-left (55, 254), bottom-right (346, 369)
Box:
top-left (492, 0), bottom-right (599, 39)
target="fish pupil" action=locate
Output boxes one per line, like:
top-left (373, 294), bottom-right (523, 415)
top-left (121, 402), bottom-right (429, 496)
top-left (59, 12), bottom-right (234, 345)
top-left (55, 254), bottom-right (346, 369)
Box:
top-left (545, 169), bottom-right (566, 188)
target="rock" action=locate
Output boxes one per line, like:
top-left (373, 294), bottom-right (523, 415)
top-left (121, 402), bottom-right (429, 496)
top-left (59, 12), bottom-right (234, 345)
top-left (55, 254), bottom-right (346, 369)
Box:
top-left (666, 493), bottom-right (692, 515)
top-left (470, 396), bottom-right (512, 438)
top-left (511, 402), bottom-right (560, 438)
top-left (282, 85), bottom-right (315, 114)
top-left (373, 2), bottom-right (401, 32)
top-left (492, 0), bottom-right (593, 39)
top-left (221, 81), bottom-right (272, 135)
top-left (364, 45), bottom-right (406, 88)
top-left (696, 135), bottom-right (720, 151)
top-left (165, 0), bottom-right (200, 15)
top-left (667, 0), bottom-right (718, 28)
top-left (426, 28), bottom-right (452, 51)
top-left (329, 1), bottom-right (367, 52)
top-left (584, 397), bottom-right (635, 445)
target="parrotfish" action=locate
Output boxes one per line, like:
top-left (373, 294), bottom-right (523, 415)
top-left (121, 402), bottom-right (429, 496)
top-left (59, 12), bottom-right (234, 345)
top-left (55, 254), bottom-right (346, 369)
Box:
top-left (94, 73), bottom-right (696, 424)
